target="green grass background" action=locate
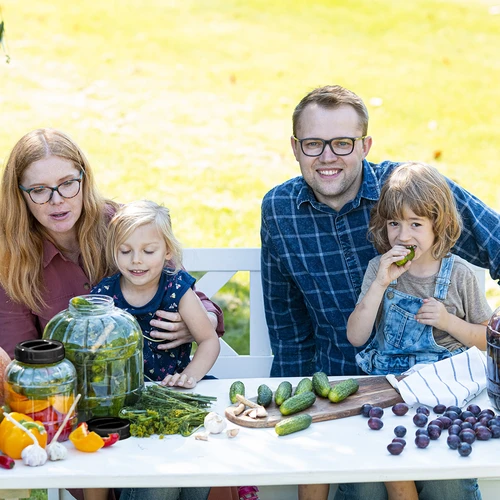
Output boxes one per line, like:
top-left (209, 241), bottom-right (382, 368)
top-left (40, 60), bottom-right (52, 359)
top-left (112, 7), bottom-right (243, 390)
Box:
top-left (0, 1), bottom-right (499, 495)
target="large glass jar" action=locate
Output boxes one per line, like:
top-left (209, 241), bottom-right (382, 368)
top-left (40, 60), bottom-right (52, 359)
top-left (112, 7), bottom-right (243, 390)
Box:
top-left (4, 339), bottom-right (77, 442)
top-left (43, 295), bottom-right (143, 421)
top-left (486, 306), bottom-right (500, 410)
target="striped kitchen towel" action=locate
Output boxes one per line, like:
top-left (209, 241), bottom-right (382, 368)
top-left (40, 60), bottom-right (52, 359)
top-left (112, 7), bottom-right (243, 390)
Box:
top-left (391, 346), bottom-right (487, 408)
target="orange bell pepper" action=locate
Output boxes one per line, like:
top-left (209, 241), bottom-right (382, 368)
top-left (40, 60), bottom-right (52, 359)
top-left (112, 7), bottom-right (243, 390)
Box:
top-left (69, 422), bottom-right (104, 453)
top-left (0, 412), bottom-right (47, 459)
top-left (4, 385), bottom-right (51, 414)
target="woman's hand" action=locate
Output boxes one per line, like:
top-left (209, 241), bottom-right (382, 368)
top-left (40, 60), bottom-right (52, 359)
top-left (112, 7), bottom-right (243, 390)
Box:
top-left (149, 310), bottom-right (218, 349)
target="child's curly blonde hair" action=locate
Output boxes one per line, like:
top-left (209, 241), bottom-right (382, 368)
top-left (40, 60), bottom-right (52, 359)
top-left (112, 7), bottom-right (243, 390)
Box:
top-left (369, 162), bottom-right (462, 259)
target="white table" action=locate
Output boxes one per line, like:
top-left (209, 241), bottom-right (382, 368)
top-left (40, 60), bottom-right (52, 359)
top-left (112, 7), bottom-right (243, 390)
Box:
top-left (2, 377), bottom-right (500, 491)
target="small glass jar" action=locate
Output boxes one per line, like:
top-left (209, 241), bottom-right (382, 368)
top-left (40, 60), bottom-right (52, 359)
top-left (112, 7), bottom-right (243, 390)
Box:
top-left (4, 339), bottom-right (77, 442)
top-left (43, 295), bottom-right (144, 421)
top-left (487, 306), bottom-right (500, 410)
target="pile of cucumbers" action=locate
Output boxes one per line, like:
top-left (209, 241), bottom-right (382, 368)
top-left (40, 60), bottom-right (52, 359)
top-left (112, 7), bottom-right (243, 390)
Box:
top-left (229, 373), bottom-right (359, 436)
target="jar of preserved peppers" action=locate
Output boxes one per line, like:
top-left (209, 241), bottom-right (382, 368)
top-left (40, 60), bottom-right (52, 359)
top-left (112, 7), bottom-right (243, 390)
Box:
top-left (43, 295), bottom-right (144, 421)
top-left (4, 339), bottom-right (77, 442)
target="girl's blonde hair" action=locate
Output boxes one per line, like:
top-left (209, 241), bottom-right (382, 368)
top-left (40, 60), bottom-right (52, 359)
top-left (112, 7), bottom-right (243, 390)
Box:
top-left (106, 200), bottom-right (183, 274)
top-left (369, 162), bottom-right (462, 259)
top-left (0, 128), bottom-right (118, 312)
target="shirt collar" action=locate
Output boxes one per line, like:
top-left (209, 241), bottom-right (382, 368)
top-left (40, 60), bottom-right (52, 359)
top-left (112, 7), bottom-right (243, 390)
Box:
top-left (297, 159), bottom-right (381, 213)
top-left (43, 239), bottom-right (69, 268)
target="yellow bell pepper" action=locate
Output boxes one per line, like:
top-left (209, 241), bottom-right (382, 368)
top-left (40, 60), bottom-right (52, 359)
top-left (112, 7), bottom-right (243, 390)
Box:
top-left (0, 412), bottom-right (47, 459)
top-left (4, 385), bottom-right (51, 414)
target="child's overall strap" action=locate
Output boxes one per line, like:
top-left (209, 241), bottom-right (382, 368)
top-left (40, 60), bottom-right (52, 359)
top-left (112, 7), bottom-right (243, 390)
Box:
top-left (433, 254), bottom-right (455, 300)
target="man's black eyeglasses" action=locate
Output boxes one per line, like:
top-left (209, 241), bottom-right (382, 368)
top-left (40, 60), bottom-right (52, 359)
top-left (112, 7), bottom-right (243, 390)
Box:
top-left (293, 136), bottom-right (367, 157)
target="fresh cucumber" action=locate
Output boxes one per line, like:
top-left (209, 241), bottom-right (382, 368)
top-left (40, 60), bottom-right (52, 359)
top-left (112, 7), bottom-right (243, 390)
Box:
top-left (279, 391), bottom-right (316, 416)
top-left (328, 378), bottom-right (360, 403)
top-left (294, 377), bottom-right (313, 396)
top-left (229, 380), bottom-right (245, 404)
top-left (274, 381), bottom-right (293, 406)
top-left (312, 371), bottom-right (331, 397)
top-left (275, 414), bottom-right (313, 436)
top-left (257, 384), bottom-right (273, 407)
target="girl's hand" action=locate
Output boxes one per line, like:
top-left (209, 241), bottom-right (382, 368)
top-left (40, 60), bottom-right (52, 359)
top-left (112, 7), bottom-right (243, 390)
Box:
top-left (375, 245), bottom-right (412, 288)
top-left (149, 310), bottom-right (195, 348)
top-left (160, 372), bottom-right (197, 388)
top-left (416, 297), bottom-right (449, 330)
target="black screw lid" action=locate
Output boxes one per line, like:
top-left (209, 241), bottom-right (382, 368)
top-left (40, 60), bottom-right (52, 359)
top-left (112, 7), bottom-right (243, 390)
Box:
top-left (86, 417), bottom-right (131, 440)
top-left (14, 339), bottom-right (65, 364)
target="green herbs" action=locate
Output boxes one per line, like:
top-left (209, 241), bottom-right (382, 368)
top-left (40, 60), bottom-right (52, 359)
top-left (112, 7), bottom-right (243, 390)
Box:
top-left (119, 384), bottom-right (217, 437)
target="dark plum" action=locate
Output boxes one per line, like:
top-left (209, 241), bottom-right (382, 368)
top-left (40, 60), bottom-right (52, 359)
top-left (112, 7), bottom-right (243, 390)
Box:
top-left (461, 422), bottom-right (473, 430)
top-left (444, 411), bottom-right (460, 421)
top-left (466, 404), bottom-right (481, 416)
top-left (437, 416), bottom-right (452, 429)
top-left (478, 416), bottom-right (490, 427)
top-left (368, 417), bottom-right (384, 430)
top-left (464, 416), bottom-right (477, 425)
top-left (452, 418), bottom-right (463, 427)
top-left (416, 406), bottom-right (430, 417)
top-left (427, 424), bottom-right (442, 440)
top-left (433, 404), bottom-right (447, 414)
top-left (361, 403), bottom-right (373, 418)
top-left (475, 426), bottom-right (492, 441)
top-left (369, 406), bottom-right (384, 418)
top-left (429, 419), bottom-right (444, 429)
top-left (415, 434), bottom-right (430, 448)
top-left (416, 428), bottom-right (429, 437)
top-left (446, 405), bottom-right (462, 416)
top-left (392, 403), bottom-right (409, 416)
top-left (392, 438), bottom-right (406, 447)
top-left (413, 413), bottom-right (428, 428)
top-left (447, 434), bottom-right (461, 450)
top-left (488, 417), bottom-right (500, 427)
top-left (460, 411), bottom-right (475, 421)
top-left (459, 430), bottom-right (476, 444)
top-left (458, 442), bottom-right (472, 457)
top-left (387, 442), bottom-right (404, 455)
top-left (448, 424), bottom-right (462, 436)
top-left (478, 409), bottom-right (495, 420)
top-left (489, 425), bottom-right (500, 438)
top-left (394, 425), bottom-right (407, 438)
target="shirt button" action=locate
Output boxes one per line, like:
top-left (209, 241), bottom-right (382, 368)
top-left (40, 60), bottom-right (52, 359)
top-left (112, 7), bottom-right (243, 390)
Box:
top-left (84, 283), bottom-right (90, 290)
top-left (387, 291), bottom-right (394, 300)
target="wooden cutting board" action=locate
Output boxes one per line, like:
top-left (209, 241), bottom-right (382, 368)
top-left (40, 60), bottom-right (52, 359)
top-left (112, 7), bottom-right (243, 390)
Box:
top-left (225, 376), bottom-right (403, 428)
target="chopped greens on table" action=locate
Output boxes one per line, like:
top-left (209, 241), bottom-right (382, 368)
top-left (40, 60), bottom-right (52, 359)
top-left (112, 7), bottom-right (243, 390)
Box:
top-left (119, 384), bottom-right (217, 437)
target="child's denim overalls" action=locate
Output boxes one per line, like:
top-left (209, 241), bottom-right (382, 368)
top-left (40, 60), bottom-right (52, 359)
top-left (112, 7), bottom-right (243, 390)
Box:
top-left (356, 255), bottom-right (466, 375)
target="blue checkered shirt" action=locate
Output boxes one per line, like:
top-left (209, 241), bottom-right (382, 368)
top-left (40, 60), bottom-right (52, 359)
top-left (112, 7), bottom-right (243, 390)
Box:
top-left (261, 160), bottom-right (500, 377)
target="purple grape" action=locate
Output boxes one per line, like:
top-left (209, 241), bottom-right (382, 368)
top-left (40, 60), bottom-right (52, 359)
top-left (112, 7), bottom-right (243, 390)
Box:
top-left (427, 424), bottom-right (442, 440)
top-left (459, 430), bottom-right (476, 444)
top-left (478, 409), bottom-right (495, 420)
top-left (392, 403), bottom-right (409, 416)
top-left (415, 434), bottom-right (430, 448)
top-left (394, 425), bottom-right (407, 438)
top-left (433, 404), bottom-right (446, 414)
top-left (361, 403), bottom-right (373, 418)
top-left (489, 425), bottom-right (500, 438)
top-left (478, 416), bottom-right (490, 426)
top-left (448, 424), bottom-right (461, 436)
top-left (460, 411), bottom-right (475, 421)
top-left (461, 422), bottom-right (473, 430)
top-left (475, 426), bottom-right (492, 441)
top-left (416, 406), bottom-right (430, 417)
top-left (444, 411), bottom-right (460, 421)
top-left (437, 416), bottom-right (452, 429)
top-left (458, 442), bottom-right (472, 457)
top-left (369, 406), bottom-right (384, 418)
top-left (368, 417), bottom-right (384, 430)
top-left (464, 416), bottom-right (477, 425)
top-left (447, 434), bottom-right (461, 450)
top-left (387, 442), bottom-right (404, 455)
top-left (413, 413), bottom-right (428, 428)
top-left (416, 428), bottom-right (429, 437)
top-left (488, 417), bottom-right (500, 428)
top-left (466, 404), bottom-right (481, 416)
top-left (452, 418), bottom-right (463, 426)
top-left (392, 437), bottom-right (406, 447)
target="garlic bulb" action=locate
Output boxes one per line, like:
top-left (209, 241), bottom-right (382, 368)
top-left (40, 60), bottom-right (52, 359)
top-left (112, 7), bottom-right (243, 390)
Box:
top-left (21, 444), bottom-right (48, 467)
top-left (46, 442), bottom-right (68, 461)
top-left (204, 412), bottom-right (227, 434)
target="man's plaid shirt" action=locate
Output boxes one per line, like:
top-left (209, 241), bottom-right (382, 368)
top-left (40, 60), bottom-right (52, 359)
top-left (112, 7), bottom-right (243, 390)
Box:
top-left (261, 160), bottom-right (500, 377)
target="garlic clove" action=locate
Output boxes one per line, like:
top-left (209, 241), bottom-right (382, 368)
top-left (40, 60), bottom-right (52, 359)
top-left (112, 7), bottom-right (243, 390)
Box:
top-left (195, 433), bottom-right (209, 441)
top-left (226, 428), bottom-right (239, 438)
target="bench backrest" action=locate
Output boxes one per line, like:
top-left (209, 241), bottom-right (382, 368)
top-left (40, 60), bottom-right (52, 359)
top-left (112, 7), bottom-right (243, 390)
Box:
top-left (184, 248), bottom-right (488, 379)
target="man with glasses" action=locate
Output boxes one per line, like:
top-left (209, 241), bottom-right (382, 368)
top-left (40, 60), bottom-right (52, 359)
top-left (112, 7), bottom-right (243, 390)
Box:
top-left (260, 85), bottom-right (500, 500)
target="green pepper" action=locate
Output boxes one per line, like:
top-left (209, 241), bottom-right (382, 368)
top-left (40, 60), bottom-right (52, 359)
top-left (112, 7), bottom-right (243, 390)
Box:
top-left (395, 245), bottom-right (416, 266)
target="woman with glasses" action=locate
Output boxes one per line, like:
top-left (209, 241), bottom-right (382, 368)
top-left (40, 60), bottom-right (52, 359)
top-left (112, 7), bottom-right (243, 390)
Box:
top-left (0, 128), bottom-right (223, 361)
